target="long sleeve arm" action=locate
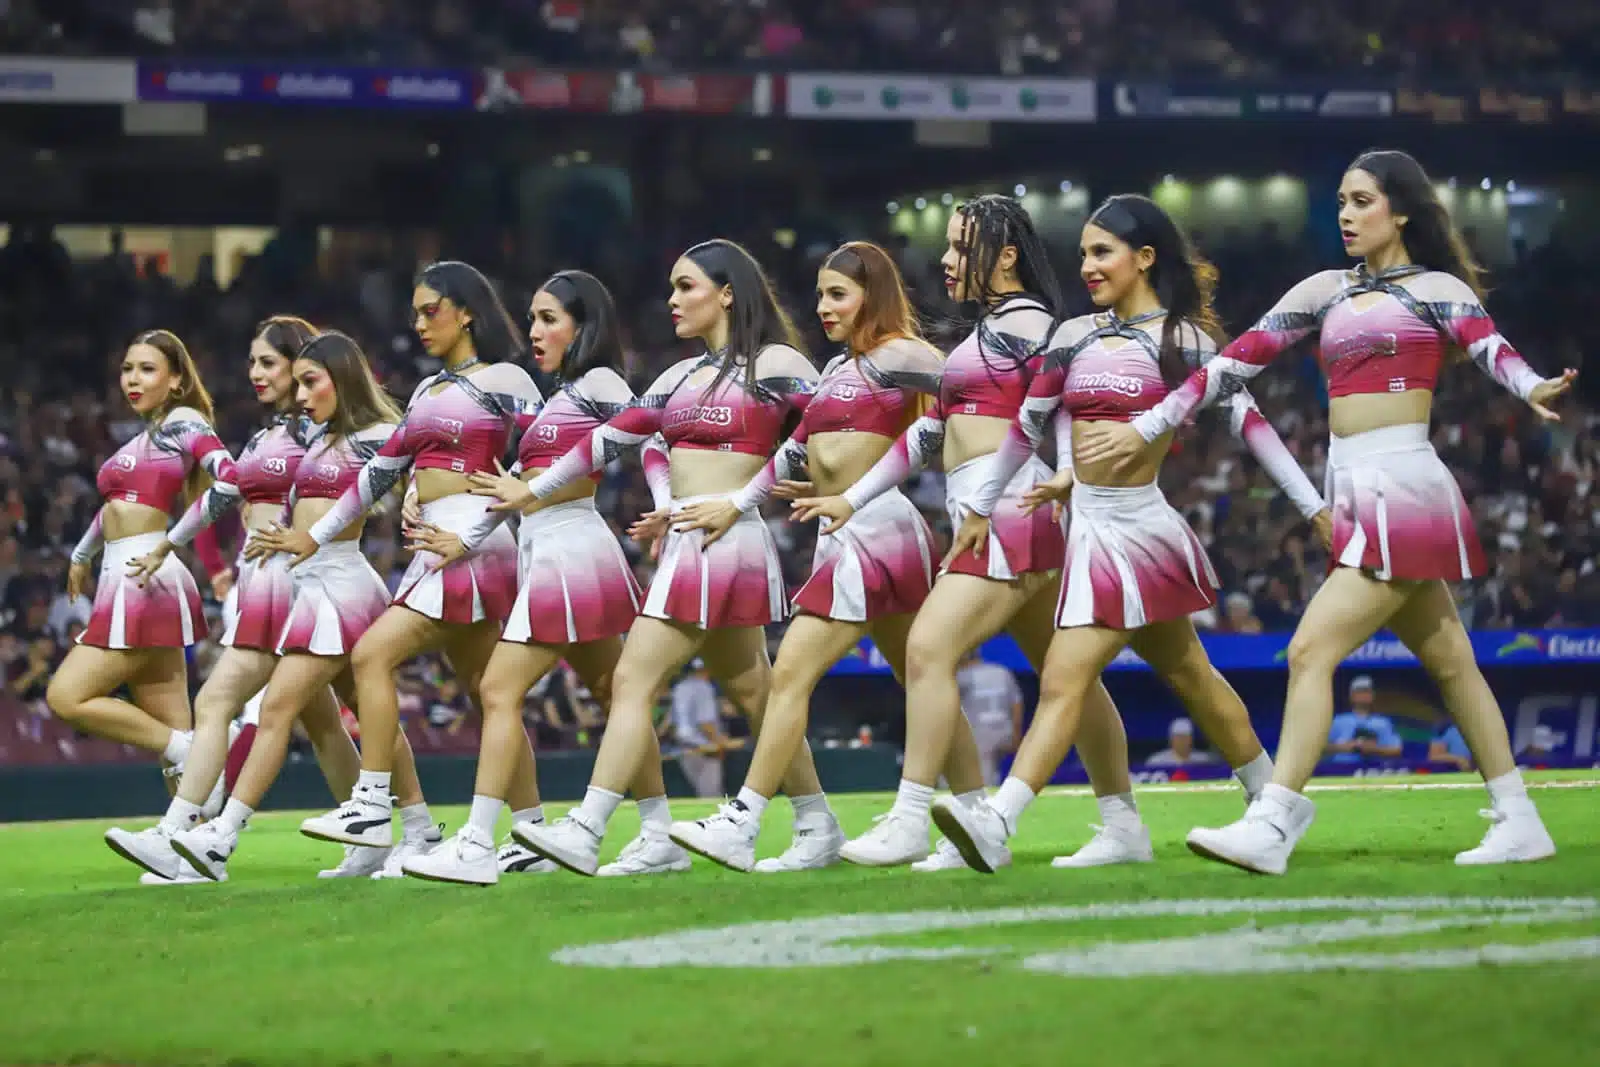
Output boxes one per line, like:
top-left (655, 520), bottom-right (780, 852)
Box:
top-left (641, 434), bottom-right (673, 510)
top-left (161, 412), bottom-right (242, 547)
top-left (970, 361), bottom-right (1065, 518)
top-left (1429, 277), bottom-right (1545, 401)
top-left (71, 508), bottom-right (105, 565)
top-left (307, 426), bottom-right (414, 545)
top-left (193, 525), bottom-right (228, 576)
top-left (1130, 272), bottom-right (1338, 443)
top-left (1224, 391), bottom-right (1326, 520)
top-left (730, 423), bottom-right (810, 513)
top-left (841, 404), bottom-right (946, 512)
top-left (1052, 408), bottom-right (1074, 474)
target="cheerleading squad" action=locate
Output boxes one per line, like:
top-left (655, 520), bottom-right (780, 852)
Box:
top-left (68, 149), bottom-right (1573, 888)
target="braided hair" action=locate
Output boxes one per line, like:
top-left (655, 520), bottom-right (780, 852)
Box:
top-left (933, 194), bottom-right (1064, 354)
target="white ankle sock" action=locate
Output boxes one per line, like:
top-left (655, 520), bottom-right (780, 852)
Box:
top-left (398, 802), bottom-right (433, 839)
top-left (216, 797), bottom-right (254, 834)
top-left (356, 770), bottom-right (392, 798)
top-left (991, 777), bottom-right (1036, 826)
top-left (636, 793), bottom-right (670, 830)
top-left (161, 797), bottom-right (204, 834)
top-left (162, 729), bottom-right (192, 765)
top-left (954, 788), bottom-right (987, 810)
top-left (467, 795), bottom-right (503, 837)
top-left (1233, 752), bottom-right (1274, 800)
top-left (735, 787), bottom-right (770, 820)
top-left (789, 792), bottom-right (831, 821)
top-left (511, 805), bottom-right (544, 826)
top-left (1095, 792), bottom-right (1141, 833)
top-left (578, 786), bottom-right (625, 828)
top-left (1485, 769), bottom-right (1528, 806)
top-left (889, 779), bottom-right (934, 822)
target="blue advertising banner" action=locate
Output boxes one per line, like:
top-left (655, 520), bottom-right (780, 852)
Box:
top-left (136, 62), bottom-right (471, 109)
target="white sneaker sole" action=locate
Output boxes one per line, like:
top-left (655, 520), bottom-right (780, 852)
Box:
top-left (1184, 828), bottom-right (1286, 876)
top-left (401, 859), bottom-right (498, 886)
top-left (669, 824), bottom-right (755, 873)
top-left (931, 800), bottom-right (1011, 874)
top-left (104, 829), bottom-right (183, 881)
top-left (512, 822), bottom-right (599, 877)
top-left (299, 814), bottom-right (393, 848)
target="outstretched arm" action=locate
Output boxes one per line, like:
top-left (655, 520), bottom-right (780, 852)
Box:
top-left (308, 426), bottom-right (414, 546)
top-left (1224, 391), bottom-right (1325, 520)
top-left (841, 404), bottom-right (947, 512)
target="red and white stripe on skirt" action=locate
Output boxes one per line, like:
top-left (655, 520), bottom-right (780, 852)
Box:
top-left (276, 541), bottom-right (392, 656)
top-left (793, 488), bottom-right (934, 621)
top-left (1056, 481), bottom-right (1218, 630)
top-left (81, 531), bottom-right (203, 650)
top-left (221, 551), bottom-right (295, 652)
top-left (642, 495), bottom-right (788, 629)
top-left (501, 497), bottom-right (640, 645)
top-left (943, 453), bottom-right (1065, 580)
top-left (393, 493), bottom-right (519, 625)
top-left (1327, 423), bottom-right (1486, 582)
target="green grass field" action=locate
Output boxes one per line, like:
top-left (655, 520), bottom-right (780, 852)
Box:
top-left (3, 773), bottom-right (1597, 1067)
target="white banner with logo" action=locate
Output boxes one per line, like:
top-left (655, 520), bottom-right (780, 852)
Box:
top-left (0, 57), bottom-right (136, 104)
top-left (787, 74), bottom-right (1095, 122)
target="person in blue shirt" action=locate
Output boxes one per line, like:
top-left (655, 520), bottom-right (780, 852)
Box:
top-left (1324, 676), bottom-right (1403, 764)
top-left (1429, 723), bottom-right (1474, 771)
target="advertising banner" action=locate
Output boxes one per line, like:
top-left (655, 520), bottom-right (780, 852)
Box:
top-left (0, 57), bottom-right (135, 104)
top-left (787, 73), bottom-right (1095, 122)
top-left (136, 62), bottom-right (471, 109)
top-left (1108, 81), bottom-right (1393, 119)
top-left (476, 69), bottom-right (772, 114)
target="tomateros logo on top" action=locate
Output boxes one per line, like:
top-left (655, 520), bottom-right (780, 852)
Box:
top-left (555, 897), bottom-right (1600, 976)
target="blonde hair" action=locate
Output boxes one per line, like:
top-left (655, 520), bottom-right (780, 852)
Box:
top-left (129, 329), bottom-right (216, 502)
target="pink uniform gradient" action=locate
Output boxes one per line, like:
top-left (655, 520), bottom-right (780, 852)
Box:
top-left (644, 499), bottom-right (787, 629)
top-left (82, 532), bottom-right (204, 649)
top-left (277, 542), bottom-right (391, 656)
top-left (501, 499), bottom-right (640, 645)
top-left (393, 494), bottom-right (519, 624)
top-left (224, 420), bottom-right (312, 650)
top-left (945, 454), bottom-right (1065, 580)
top-left (794, 489), bottom-right (934, 621)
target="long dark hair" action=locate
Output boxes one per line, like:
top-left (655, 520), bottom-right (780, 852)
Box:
top-left (1348, 149), bottom-right (1485, 299)
top-left (682, 239), bottom-right (806, 395)
top-left (1086, 194), bottom-right (1223, 389)
top-left (415, 260), bottom-right (527, 364)
top-left (254, 315), bottom-right (319, 361)
top-left (953, 194), bottom-right (1064, 318)
top-left (536, 270), bottom-right (624, 382)
top-left (296, 331), bottom-right (404, 438)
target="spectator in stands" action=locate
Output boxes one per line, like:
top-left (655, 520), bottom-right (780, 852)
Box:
top-left (1146, 716), bottom-right (1221, 766)
top-left (1429, 722), bottom-right (1475, 771)
top-left (1517, 723), bottom-right (1557, 761)
top-left (956, 648), bottom-right (1024, 787)
top-left (1324, 676), bottom-right (1403, 765)
top-left (667, 659), bottom-right (742, 798)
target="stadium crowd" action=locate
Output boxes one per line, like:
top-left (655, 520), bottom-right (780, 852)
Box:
top-left (8, 0), bottom-right (1596, 78)
top-left (1, 210), bottom-right (1595, 766)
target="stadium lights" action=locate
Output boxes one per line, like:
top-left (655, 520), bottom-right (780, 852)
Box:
top-left (553, 154), bottom-right (570, 167)
top-left (753, 147), bottom-right (772, 162)
top-left (941, 192), bottom-right (954, 205)
top-left (1507, 180), bottom-right (1518, 193)
top-left (914, 197), bottom-right (927, 210)
top-left (1163, 174), bottom-right (1176, 184)
top-left (426, 143), bottom-right (440, 157)
top-left (1014, 183), bottom-right (1027, 197)
top-left (1480, 177), bottom-right (1492, 190)
top-left (886, 201), bottom-right (899, 214)
top-left (572, 150), bottom-right (591, 163)
top-left (1447, 177), bottom-right (1458, 189)
top-left (1059, 180), bottom-right (1073, 193)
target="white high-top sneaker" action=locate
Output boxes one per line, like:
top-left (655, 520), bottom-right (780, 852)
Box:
top-left (1051, 823), bottom-right (1155, 868)
top-left (1186, 784), bottom-right (1316, 875)
top-left (839, 810), bottom-right (931, 867)
top-left (497, 839), bottom-right (557, 875)
top-left (513, 813), bottom-right (604, 877)
top-left (318, 844), bottom-right (391, 879)
top-left (931, 797), bottom-right (1013, 874)
top-left (403, 825), bottom-right (498, 886)
top-left (169, 821), bottom-right (237, 882)
top-left (105, 825), bottom-right (187, 881)
top-left (1455, 800), bottom-right (1557, 865)
top-left (373, 824), bottom-right (444, 879)
top-left (597, 829), bottom-right (692, 877)
top-left (753, 812), bottom-right (845, 873)
top-left (910, 837), bottom-right (968, 871)
top-left (300, 784), bottom-right (394, 848)
top-left (670, 802), bottom-right (761, 873)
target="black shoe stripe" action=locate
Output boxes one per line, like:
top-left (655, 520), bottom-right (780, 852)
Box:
top-left (344, 817), bottom-right (392, 835)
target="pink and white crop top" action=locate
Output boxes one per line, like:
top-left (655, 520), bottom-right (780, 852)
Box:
top-left (235, 416), bottom-right (321, 506)
top-left (968, 310), bottom-right (1325, 520)
top-left (523, 343), bottom-right (817, 505)
top-left (939, 296), bottom-right (1055, 418)
top-left (1129, 265), bottom-right (1546, 444)
top-left (307, 362), bottom-right (540, 546)
top-left (73, 406), bottom-right (240, 564)
top-left (727, 337), bottom-right (944, 512)
top-left (515, 367), bottom-right (635, 481)
top-left (834, 301), bottom-right (1057, 513)
top-left (293, 423), bottom-right (399, 505)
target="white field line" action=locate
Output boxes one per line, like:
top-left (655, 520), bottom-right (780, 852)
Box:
top-left (1040, 778), bottom-right (1600, 798)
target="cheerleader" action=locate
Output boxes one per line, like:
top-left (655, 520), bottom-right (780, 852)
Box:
top-left (475, 239), bottom-right (824, 877)
top-left (277, 263), bottom-right (544, 865)
top-left (162, 332), bottom-right (422, 880)
top-left (404, 271), bottom-right (660, 885)
top-left (929, 194), bottom-right (1326, 873)
top-left (48, 332), bottom-right (232, 868)
top-left (1078, 150), bottom-right (1571, 872)
top-left (102, 319), bottom-right (406, 882)
top-left (790, 197), bottom-right (1190, 870)
top-left (665, 241), bottom-right (945, 873)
